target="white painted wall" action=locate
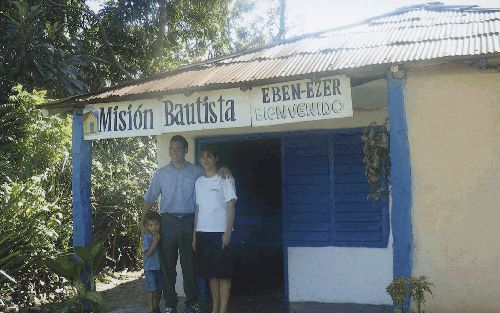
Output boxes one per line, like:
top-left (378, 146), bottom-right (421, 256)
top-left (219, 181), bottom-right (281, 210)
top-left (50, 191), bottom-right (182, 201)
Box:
top-left (288, 237), bottom-right (393, 304)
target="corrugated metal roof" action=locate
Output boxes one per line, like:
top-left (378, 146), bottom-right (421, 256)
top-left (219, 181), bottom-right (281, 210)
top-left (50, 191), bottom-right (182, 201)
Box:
top-left (47, 3), bottom-right (500, 106)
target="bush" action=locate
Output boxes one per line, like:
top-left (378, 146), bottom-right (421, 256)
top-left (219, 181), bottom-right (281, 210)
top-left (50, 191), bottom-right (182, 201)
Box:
top-left (0, 174), bottom-right (72, 307)
top-left (0, 85), bottom-right (73, 308)
top-left (0, 85), bottom-right (158, 309)
top-left (91, 137), bottom-right (157, 270)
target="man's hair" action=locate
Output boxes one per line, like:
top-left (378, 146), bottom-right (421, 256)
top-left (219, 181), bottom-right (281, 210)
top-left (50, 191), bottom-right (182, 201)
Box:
top-left (200, 144), bottom-right (219, 160)
top-left (170, 135), bottom-right (188, 149)
top-left (143, 210), bottom-right (161, 225)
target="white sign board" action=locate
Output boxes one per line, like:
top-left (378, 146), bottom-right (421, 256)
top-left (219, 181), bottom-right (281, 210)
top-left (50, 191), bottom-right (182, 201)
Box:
top-left (251, 75), bottom-right (353, 126)
top-left (83, 88), bottom-right (252, 140)
top-left (83, 75), bottom-right (352, 140)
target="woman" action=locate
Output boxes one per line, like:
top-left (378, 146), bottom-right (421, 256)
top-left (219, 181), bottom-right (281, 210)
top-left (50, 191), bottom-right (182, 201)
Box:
top-left (193, 145), bottom-right (237, 313)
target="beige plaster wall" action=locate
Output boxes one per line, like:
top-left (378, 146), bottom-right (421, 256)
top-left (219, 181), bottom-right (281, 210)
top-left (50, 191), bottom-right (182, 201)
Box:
top-left (405, 63), bottom-right (500, 313)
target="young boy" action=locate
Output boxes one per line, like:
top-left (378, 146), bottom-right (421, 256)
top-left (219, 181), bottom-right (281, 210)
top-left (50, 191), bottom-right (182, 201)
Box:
top-left (143, 210), bottom-right (163, 313)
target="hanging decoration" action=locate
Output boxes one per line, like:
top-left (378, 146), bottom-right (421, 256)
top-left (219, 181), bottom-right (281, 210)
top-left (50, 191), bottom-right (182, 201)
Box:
top-left (361, 119), bottom-right (390, 201)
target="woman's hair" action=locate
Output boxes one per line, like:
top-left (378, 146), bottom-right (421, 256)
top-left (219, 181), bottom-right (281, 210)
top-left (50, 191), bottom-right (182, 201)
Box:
top-left (143, 210), bottom-right (161, 225)
top-left (200, 144), bottom-right (219, 159)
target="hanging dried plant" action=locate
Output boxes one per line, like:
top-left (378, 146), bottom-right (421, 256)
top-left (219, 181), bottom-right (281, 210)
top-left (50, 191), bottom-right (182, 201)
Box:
top-left (361, 119), bottom-right (390, 201)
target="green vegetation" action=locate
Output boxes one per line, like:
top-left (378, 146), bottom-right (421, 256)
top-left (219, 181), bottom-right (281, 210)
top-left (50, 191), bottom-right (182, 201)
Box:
top-left (0, 85), bottom-right (157, 309)
top-left (386, 276), bottom-right (433, 313)
top-left (45, 242), bottom-right (107, 313)
top-left (1, 0), bottom-right (284, 309)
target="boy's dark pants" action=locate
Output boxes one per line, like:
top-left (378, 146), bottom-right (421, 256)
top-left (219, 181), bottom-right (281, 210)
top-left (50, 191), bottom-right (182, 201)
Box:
top-left (160, 214), bottom-right (198, 308)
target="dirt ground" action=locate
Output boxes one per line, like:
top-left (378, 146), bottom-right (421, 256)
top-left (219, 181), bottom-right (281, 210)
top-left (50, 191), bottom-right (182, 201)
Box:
top-left (14, 270), bottom-right (391, 313)
top-left (99, 270), bottom-right (288, 313)
top-left (98, 271), bottom-right (391, 313)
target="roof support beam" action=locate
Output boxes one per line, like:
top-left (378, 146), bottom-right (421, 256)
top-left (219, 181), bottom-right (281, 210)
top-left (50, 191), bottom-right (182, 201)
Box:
top-left (387, 73), bottom-right (413, 313)
top-left (71, 109), bottom-right (93, 311)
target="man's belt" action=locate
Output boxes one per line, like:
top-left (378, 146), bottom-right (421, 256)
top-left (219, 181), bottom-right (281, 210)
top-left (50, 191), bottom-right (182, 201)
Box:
top-left (163, 212), bottom-right (195, 219)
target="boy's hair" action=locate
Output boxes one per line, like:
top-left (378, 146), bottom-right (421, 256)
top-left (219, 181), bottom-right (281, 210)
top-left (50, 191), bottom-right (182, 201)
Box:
top-left (143, 210), bottom-right (161, 225)
top-left (200, 144), bottom-right (219, 159)
top-left (170, 135), bottom-right (188, 149)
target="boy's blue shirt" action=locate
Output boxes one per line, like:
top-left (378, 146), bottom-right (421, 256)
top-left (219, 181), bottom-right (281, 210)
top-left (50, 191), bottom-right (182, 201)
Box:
top-left (142, 232), bottom-right (160, 270)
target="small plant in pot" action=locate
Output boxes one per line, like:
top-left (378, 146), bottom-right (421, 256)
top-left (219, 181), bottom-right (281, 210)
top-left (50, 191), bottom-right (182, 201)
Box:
top-left (410, 276), bottom-right (433, 313)
top-left (386, 276), bottom-right (433, 313)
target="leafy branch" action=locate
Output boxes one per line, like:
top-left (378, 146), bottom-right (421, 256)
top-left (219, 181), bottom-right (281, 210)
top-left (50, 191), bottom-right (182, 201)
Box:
top-left (47, 1), bottom-right (133, 80)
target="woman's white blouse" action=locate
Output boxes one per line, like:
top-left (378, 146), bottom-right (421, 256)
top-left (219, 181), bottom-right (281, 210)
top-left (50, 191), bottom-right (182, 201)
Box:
top-left (195, 175), bottom-right (237, 232)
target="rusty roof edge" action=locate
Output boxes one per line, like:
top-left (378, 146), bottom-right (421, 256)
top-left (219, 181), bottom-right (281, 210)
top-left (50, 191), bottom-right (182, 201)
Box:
top-left (40, 21), bottom-right (375, 109)
top-left (39, 52), bottom-right (500, 113)
top-left (38, 62), bottom-right (213, 107)
top-left (38, 64), bottom-right (394, 109)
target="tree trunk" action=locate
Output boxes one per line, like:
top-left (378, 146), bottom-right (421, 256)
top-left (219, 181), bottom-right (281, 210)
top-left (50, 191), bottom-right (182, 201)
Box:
top-left (277, 0), bottom-right (286, 40)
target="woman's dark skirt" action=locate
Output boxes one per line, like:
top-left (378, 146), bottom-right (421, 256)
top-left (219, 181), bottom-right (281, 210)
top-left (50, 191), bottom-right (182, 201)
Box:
top-left (195, 232), bottom-right (235, 279)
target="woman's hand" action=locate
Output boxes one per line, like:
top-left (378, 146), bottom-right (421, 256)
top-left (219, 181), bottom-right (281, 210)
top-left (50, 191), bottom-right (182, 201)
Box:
top-left (192, 233), bottom-right (197, 252)
top-left (221, 231), bottom-right (231, 250)
top-left (153, 232), bottom-right (161, 242)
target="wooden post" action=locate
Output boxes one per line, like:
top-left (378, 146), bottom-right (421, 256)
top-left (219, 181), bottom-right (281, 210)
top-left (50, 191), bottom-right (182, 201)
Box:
top-left (72, 109), bottom-right (93, 311)
top-left (72, 109), bottom-right (93, 247)
top-left (387, 73), bottom-right (413, 313)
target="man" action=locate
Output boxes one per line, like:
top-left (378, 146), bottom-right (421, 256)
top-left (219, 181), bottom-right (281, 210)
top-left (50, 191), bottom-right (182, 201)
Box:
top-left (143, 135), bottom-right (229, 313)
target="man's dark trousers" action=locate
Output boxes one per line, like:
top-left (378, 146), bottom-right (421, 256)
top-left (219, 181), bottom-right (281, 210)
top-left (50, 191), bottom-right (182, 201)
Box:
top-left (160, 213), bottom-right (198, 308)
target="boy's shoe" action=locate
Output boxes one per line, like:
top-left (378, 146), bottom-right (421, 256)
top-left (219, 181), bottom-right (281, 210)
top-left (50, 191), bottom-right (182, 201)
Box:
top-left (164, 306), bottom-right (177, 313)
top-left (184, 304), bottom-right (203, 313)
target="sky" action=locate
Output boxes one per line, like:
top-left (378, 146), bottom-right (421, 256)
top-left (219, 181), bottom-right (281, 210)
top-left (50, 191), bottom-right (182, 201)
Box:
top-left (87, 0), bottom-right (500, 37)
top-left (285, 0), bottom-right (500, 35)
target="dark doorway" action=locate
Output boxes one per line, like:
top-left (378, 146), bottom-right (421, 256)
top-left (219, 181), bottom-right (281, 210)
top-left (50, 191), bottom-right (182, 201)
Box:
top-left (198, 137), bottom-right (284, 297)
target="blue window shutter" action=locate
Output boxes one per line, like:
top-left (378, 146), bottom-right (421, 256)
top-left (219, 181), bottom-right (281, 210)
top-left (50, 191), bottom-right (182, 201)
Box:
top-left (332, 132), bottom-right (389, 247)
top-left (284, 135), bottom-right (331, 246)
top-left (283, 131), bottom-right (389, 248)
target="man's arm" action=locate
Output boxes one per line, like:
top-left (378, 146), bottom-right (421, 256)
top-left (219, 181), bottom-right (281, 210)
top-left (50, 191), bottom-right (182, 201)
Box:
top-left (142, 172), bottom-right (160, 233)
top-left (143, 202), bottom-right (153, 218)
top-left (217, 166), bottom-right (232, 179)
top-left (140, 202), bottom-right (153, 235)
top-left (196, 163), bottom-right (232, 179)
